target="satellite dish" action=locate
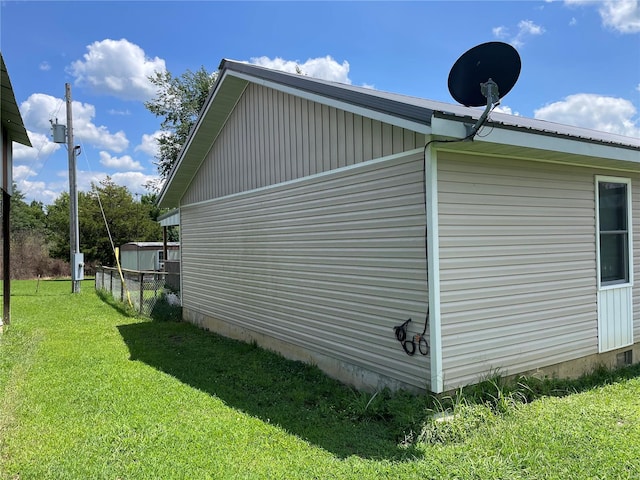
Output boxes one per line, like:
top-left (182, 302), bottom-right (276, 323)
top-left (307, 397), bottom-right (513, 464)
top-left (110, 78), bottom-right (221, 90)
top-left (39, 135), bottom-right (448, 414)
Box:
top-left (448, 41), bottom-right (521, 107)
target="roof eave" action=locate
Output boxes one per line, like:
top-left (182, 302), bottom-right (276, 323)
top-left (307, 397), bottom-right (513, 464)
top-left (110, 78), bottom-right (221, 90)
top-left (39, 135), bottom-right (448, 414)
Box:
top-left (431, 112), bottom-right (640, 167)
top-left (1, 53), bottom-right (31, 147)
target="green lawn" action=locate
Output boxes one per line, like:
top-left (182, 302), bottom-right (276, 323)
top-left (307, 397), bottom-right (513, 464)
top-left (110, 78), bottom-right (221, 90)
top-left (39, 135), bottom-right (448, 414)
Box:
top-left (1, 279), bottom-right (639, 479)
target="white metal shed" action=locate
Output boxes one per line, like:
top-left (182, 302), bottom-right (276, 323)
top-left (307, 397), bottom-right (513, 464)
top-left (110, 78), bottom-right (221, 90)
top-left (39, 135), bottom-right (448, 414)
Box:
top-left (119, 242), bottom-right (180, 272)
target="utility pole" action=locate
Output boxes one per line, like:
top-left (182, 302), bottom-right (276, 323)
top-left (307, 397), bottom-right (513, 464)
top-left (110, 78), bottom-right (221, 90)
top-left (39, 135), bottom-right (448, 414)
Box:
top-left (65, 83), bottom-right (83, 293)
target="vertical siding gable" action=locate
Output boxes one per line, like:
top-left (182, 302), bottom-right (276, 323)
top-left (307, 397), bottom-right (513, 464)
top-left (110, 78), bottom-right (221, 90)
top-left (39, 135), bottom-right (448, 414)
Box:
top-left (182, 83), bottom-right (422, 205)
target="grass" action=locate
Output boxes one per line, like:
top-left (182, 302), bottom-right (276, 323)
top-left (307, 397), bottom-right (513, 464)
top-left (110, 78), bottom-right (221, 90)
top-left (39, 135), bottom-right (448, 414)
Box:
top-left (1, 278), bottom-right (639, 479)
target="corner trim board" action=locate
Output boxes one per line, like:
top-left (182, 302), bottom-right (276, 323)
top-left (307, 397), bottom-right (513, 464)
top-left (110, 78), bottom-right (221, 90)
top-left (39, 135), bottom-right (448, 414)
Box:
top-left (425, 139), bottom-right (443, 393)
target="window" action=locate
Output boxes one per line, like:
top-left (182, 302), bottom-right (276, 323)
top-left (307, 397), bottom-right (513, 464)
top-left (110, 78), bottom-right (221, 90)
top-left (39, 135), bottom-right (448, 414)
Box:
top-left (597, 177), bottom-right (632, 286)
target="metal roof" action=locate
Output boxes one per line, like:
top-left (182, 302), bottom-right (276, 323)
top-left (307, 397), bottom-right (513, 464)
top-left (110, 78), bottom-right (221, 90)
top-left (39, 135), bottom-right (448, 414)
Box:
top-left (219, 59), bottom-right (436, 128)
top-left (158, 58), bottom-right (639, 208)
top-left (1, 53), bottom-right (31, 147)
top-left (218, 59), bottom-right (640, 150)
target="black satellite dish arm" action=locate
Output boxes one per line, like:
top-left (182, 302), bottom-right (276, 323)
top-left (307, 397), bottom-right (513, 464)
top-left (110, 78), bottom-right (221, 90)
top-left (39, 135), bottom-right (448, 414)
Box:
top-left (466, 78), bottom-right (500, 138)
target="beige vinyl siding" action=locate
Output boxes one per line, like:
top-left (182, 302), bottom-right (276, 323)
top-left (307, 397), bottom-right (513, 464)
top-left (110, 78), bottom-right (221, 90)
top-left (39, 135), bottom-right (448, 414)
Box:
top-left (180, 151), bottom-right (430, 390)
top-left (182, 83), bottom-right (422, 205)
top-left (437, 153), bottom-right (599, 389)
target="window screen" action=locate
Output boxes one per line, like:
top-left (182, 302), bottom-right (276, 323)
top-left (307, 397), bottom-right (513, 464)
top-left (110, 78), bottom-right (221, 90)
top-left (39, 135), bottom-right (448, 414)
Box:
top-left (598, 181), bottom-right (629, 285)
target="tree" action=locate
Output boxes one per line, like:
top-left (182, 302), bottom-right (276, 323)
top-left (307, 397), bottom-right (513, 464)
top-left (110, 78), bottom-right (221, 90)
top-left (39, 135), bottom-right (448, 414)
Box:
top-left (145, 66), bottom-right (218, 181)
top-left (9, 184), bottom-right (46, 233)
top-left (46, 178), bottom-right (163, 266)
top-left (0, 184), bottom-right (65, 279)
top-left (141, 190), bottom-right (180, 242)
top-left (140, 192), bottom-right (161, 221)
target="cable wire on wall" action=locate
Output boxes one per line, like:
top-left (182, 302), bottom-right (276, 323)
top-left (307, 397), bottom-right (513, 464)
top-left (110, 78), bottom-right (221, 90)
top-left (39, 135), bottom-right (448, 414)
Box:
top-left (393, 108), bottom-right (497, 357)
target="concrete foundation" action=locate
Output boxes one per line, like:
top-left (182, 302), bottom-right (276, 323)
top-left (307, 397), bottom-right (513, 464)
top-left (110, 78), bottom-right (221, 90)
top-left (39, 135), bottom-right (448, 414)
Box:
top-left (522, 342), bottom-right (640, 382)
top-left (184, 307), bottom-right (420, 393)
top-left (184, 307), bottom-right (639, 394)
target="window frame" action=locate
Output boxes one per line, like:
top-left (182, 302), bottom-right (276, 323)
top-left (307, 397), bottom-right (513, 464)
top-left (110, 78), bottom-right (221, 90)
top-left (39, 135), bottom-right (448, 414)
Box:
top-left (595, 175), bottom-right (633, 289)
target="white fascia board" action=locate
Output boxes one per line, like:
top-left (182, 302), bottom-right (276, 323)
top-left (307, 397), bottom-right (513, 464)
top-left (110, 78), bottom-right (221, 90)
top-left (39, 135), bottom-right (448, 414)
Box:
top-left (431, 115), bottom-right (639, 164)
top-left (227, 71), bottom-right (431, 135)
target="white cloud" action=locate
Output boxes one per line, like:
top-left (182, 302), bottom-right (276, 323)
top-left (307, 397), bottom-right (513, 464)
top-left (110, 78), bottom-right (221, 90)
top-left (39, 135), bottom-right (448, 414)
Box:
top-left (110, 171), bottom-right (159, 196)
top-left (12, 165), bottom-right (59, 204)
top-left (19, 93), bottom-right (64, 132)
top-left (135, 130), bottom-right (164, 158)
top-left (12, 164), bottom-right (38, 183)
top-left (534, 93), bottom-right (640, 137)
top-left (108, 108), bottom-right (131, 116)
top-left (67, 170), bottom-right (159, 198)
top-left (12, 130), bottom-right (61, 162)
top-left (74, 170), bottom-right (105, 195)
top-left (601, 0), bottom-right (640, 32)
top-left (69, 38), bottom-right (166, 101)
top-left (19, 181), bottom-right (58, 206)
top-left (519, 19), bottom-right (545, 36)
top-left (39, 61), bottom-right (51, 71)
top-left (492, 26), bottom-right (509, 39)
top-left (250, 55), bottom-right (352, 84)
top-left (13, 168), bottom-right (134, 206)
top-left (19, 93), bottom-right (129, 153)
top-left (513, 20), bottom-right (545, 47)
top-left (99, 151), bottom-right (143, 171)
top-left (565, 0), bottom-right (640, 33)
top-left (569, 17), bottom-right (578, 26)
top-left (493, 105), bottom-right (521, 116)
top-left (492, 19), bottom-right (545, 47)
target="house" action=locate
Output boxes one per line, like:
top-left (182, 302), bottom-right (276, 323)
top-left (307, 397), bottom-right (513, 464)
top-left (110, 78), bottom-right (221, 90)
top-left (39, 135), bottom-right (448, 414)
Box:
top-left (119, 241), bottom-right (180, 272)
top-left (1, 52), bottom-right (32, 327)
top-left (158, 59), bottom-right (639, 393)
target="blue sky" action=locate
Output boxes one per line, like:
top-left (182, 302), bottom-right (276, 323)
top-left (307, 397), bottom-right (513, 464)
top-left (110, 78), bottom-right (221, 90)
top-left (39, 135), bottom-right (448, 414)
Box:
top-left (1, 0), bottom-right (639, 204)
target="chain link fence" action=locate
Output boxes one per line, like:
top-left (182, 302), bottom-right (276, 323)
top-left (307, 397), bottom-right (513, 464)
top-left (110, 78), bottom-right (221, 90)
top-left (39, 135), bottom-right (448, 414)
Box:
top-left (95, 266), bottom-right (180, 316)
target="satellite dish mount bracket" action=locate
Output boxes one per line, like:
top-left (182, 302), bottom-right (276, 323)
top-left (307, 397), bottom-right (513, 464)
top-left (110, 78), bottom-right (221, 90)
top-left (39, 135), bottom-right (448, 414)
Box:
top-left (465, 78), bottom-right (499, 138)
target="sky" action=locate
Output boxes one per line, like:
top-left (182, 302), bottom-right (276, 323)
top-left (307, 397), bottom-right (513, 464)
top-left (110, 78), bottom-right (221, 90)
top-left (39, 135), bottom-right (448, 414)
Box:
top-left (1, 0), bottom-right (639, 205)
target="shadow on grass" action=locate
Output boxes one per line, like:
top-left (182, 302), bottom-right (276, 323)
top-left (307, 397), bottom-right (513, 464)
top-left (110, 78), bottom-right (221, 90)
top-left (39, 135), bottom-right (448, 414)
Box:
top-left (117, 319), bottom-right (424, 460)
